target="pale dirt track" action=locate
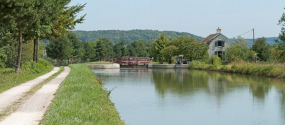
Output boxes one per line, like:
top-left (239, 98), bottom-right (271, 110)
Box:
top-left (0, 67), bottom-right (60, 113)
top-left (0, 66), bottom-right (71, 125)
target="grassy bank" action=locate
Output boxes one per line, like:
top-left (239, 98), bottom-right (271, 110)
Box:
top-left (40, 64), bottom-right (124, 125)
top-left (0, 59), bottom-right (54, 93)
top-left (151, 62), bottom-right (168, 64)
top-left (190, 61), bottom-right (285, 78)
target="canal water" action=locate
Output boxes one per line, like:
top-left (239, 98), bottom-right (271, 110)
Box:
top-left (93, 68), bottom-right (285, 125)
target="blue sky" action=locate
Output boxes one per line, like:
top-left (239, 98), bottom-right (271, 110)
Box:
top-left (69, 0), bottom-right (285, 38)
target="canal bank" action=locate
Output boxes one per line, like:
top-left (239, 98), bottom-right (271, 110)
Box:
top-left (40, 64), bottom-right (124, 125)
top-left (189, 61), bottom-right (285, 78)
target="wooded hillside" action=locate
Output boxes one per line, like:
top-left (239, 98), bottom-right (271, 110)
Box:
top-left (73, 30), bottom-right (204, 44)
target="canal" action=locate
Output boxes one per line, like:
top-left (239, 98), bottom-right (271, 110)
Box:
top-left (93, 68), bottom-right (285, 125)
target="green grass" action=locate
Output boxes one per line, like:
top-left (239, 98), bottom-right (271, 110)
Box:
top-left (40, 64), bottom-right (124, 125)
top-left (189, 61), bottom-right (285, 78)
top-left (151, 62), bottom-right (169, 64)
top-left (0, 66), bottom-right (54, 93)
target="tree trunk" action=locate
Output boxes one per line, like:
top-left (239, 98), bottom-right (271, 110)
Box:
top-left (33, 36), bottom-right (39, 63)
top-left (68, 58), bottom-right (70, 65)
top-left (15, 27), bottom-right (23, 73)
top-left (60, 60), bottom-right (63, 66)
top-left (56, 58), bottom-right (60, 67)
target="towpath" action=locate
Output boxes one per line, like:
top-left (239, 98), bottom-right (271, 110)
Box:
top-left (0, 66), bottom-right (71, 125)
top-left (0, 67), bottom-right (60, 113)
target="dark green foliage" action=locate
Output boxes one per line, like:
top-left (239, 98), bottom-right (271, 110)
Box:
top-left (82, 42), bottom-right (96, 61)
top-left (252, 37), bottom-right (270, 61)
top-left (174, 36), bottom-right (208, 61)
top-left (127, 40), bottom-right (148, 57)
top-left (67, 33), bottom-right (85, 60)
top-left (46, 35), bottom-right (72, 66)
top-left (150, 33), bottom-right (169, 63)
top-left (113, 39), bottom-right (127, 57)
top-left (73, 30), bottom-right (204, 44)
top-left (0, 48), bottom-right (7, 68)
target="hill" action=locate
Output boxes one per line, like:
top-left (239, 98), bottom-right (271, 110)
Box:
top-left (245, 37), bottom-right (279, 47)
top-left (73, 30), bottom-right (204, 44)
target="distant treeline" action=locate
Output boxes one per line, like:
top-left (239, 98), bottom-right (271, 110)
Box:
top-left (73, 30), bottom-right (204, 44)
top-left (244, 37), bottom-right (279, 47)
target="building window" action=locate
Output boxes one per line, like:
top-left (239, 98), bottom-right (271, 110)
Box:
top-left (215, 41), bottom-right (225, 47)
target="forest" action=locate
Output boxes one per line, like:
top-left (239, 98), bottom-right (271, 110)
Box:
top-left (73, 30), bottom-right (204, 44)
top-left (0, 0), bottom-right (86, 72)
top-left (44, 32), bottom-right (208, 65)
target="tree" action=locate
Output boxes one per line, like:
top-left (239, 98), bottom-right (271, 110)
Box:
top-left (31, 1), bottom-right (86, 63)
top-left (233, 36), bottom-right (250, 47)
top-left (171, 36), bottom-right (208, 61)
top-left (29, 0), bottom-right (69, 63)
top-left (114, 39), bottom-right (126, 57)
top-left (46, 35), bottom-right (72, 66)
top-left (278, 7), bottom-right (285, 42)
top-left (252, 37), bottom-right (270, 61)
top-left (150, 33), bottom-right (169, 63)
top-left (95, 39), bottom-right (107, 61)
top-left (224, 37), bottom-right (255, 63)
top-left (67, 33), bottom-right (84, 61)
top-left (277, 8), bottom-right (285, 62)
top-left (0, 0), bottom-right (38, 72)
top-left (127, 40), bottom-right (148, 57)
top-left (51, 3), bottom-right (86, 37)
top-left (160, 45), bottom-right (178, 64)
top-left (82, 42), bottom-right (96, 62)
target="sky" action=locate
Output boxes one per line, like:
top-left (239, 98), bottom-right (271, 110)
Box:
top-left (69, 0), bottom-right (285, 38)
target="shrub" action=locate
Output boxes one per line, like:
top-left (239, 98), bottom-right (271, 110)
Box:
top-left (209, 55), bottom-right (221, 65)
top-left (0, 68), bottom-right (13, 74)
top-left (0, 48), bottom-right (7, 68)
top-left (22, 59), bottom-right (52, 73)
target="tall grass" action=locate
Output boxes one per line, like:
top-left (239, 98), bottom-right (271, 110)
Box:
top-left (189, 61), bottom-right (285, 78)
top-left (0, 59), bottom-right (53, 93)
top-left (40, 64), bottom-right (124, 125)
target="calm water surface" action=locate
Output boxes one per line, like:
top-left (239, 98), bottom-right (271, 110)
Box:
top-left (93, 68), bottom-right (285, 125)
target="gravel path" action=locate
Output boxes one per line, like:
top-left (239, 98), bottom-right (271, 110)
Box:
top-left (0, 67), bottom-right (60, 113)
top-left (0, 67), bottom-right (71, 125)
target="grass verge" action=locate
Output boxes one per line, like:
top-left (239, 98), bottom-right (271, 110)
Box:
top-left (151, 62), bottom-right (168, 64)
top-left (189, 61), bottom-right (285, 78)
top-left (0, 66), bottom-right (54, 93)
top-left (0, 66), bottom-right (64, 120)
top-left (40, 64), bottom-right (124, 125)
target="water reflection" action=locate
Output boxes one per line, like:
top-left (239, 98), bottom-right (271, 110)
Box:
top-left (152, 69), bottom-right (285, 100)
top-left (94, 68), bottom-right (285, 125)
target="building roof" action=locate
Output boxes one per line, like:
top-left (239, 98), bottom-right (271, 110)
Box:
top-left (200, 33), bottom-right (220, 44)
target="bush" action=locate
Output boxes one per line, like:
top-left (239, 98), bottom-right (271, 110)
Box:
top-left (22, 59), bottom-right (52, 73)
top-left (0, 48), bottom-right (7, 68)
top-left (0, 68), bottom-right (13, 74)
top-left (209, 55), bottom-right (221, 65)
